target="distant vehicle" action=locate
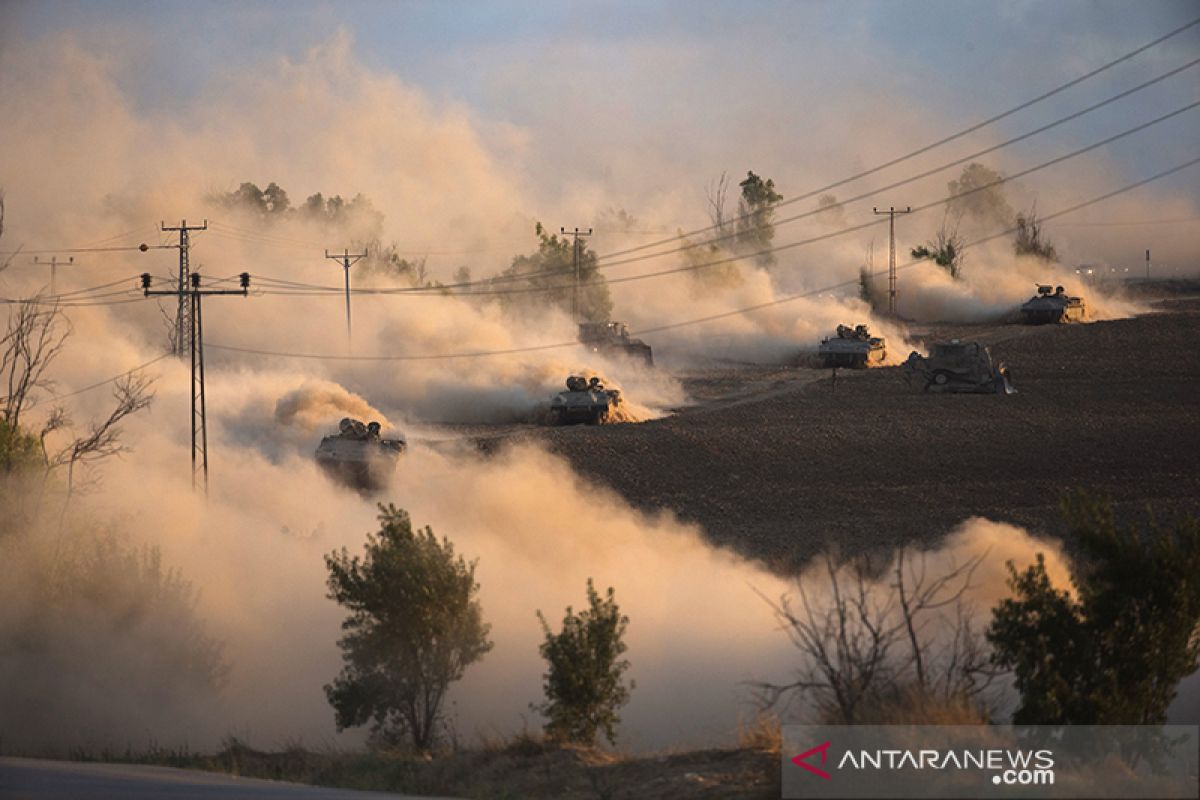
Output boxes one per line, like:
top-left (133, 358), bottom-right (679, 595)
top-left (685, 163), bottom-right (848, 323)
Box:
top-left (818, 324), bottom-right (887, 368)
top-left (548, 375), bottom-right (623, 425)
top-left (1020, 284), bottom-right (1086, 324)
top-left (578, 321), bottom-right (653, 365)
top-left (903, 340), bottom-right (1016, 394)
top-left (315, 417), bottom-right (406, 491)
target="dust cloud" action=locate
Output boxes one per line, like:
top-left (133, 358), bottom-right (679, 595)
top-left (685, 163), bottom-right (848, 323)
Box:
top-left (1, 373), bottom-right (1075, 753)
top-left (0, 16), bottom-right (1191, 759)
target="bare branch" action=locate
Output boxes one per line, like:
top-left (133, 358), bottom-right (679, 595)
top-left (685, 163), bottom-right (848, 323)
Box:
top-left (1, 298), bottom-right (72, 428)
top-left (753, 545), bottom-right (998, 723)
top-left (705, 171), bottom-right (731, 241)
top-left (49, 371), bottom-right (156, 501)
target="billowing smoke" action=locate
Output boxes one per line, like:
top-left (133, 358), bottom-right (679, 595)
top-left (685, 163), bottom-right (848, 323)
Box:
top-left (0, 12), bottom-right (1194, 760)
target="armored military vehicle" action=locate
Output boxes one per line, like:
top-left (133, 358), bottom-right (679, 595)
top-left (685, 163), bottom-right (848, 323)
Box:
top-left (903, 340), bottom-right (1015, 394)
top-left (818, 324), bottom-right (887, 368)
top-left (315, 417), bottom-right (406, 490)
top-left (549, 375), bottom-right (623, 425)
top-left (578, 321), bottom-right (653, 365)
top-left (1019, 284), bottom-right (1086, 324)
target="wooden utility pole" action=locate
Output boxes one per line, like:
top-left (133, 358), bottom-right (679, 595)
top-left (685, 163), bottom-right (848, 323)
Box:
top-left (325, 249), bottom-right (367, 346)
top-left (873, 206), bottom-right (911, 315)
top-left (560, 226), bottom-right (592, 321)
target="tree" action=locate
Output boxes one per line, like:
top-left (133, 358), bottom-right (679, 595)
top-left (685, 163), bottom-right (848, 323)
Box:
top-left (735, 171), bottom-right (783, 268)
top-left (946, 163), bottom-right (1014, 231)
top-left (1013, 206), bottom-right (1058, 262)
top-left (988, 493), bottom-right (1200, 725)
top-left (324, 506), bottom-right (492, 751)
top-left (911, 214), bottom-right (965, 279)
top-left (753, 547), bottom-right (995, 724)
top-left (500, 223), bottom-right (613, 322)
top-left (705, 171), bottom-right (733, 240)
top-left (535, 579), bottom-right (633, 745)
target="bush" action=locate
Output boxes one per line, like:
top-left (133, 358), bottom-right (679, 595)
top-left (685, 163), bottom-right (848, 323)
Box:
top-left (988, 493), bottom-right (1200, 724)
top-left (534, 579), bottom-right (632, 746)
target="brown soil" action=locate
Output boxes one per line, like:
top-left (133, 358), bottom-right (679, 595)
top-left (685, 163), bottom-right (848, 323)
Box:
top-left (502, 308), bottom-right (1200, 571)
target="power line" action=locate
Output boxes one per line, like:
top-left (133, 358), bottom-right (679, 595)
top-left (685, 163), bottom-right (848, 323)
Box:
top-left (273, 62), bottom-right (1199, 298)
top-left (0, 244), bottom-right (172, 256)
top-left (1053, 216), bottom-right (1200, 227)
top-left (123, 46), bottom-right (1200, 302)
top-left (580, 55), bottom-right (1200, 275)
top-left (202, 154), bottom-right (1200, 363)
top-left (176, 48), bottom-right (1200, 295)
top-left (237, 98), bottom-right (1200, 301)
top-left (42, 353), bottom-right (173, 402)
top-left (589, 14), bottom-right (1200, 265)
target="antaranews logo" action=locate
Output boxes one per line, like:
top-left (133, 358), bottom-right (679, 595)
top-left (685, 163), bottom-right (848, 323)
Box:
top-left (789, 740), bottom-right (1054, 784)
top-left (791, 740), bottom-right (832, 780)
top-left (783, 725), bottom-right (1199, 799)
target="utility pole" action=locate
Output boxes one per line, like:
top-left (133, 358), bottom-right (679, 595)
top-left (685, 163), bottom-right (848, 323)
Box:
top-left (873, 206), bottom-right (911, 315)
top-left (32, 255), bottom-right (73, 296)
top-left (324, 249), bottom-right (367, 345)
top-left (560, 226), bottom-right (592, 321)
top-left (161, 219), bottom-right (208, 357)
top-left (142, 270), bottom-right (250, 495)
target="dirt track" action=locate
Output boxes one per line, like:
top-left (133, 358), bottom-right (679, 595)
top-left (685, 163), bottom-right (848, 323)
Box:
top-left (520, 306), bottom-right (1200, 570)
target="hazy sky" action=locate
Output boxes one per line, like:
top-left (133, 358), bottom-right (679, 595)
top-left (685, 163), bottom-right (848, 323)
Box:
top-left (2, 0), bottom-right (1198, 267)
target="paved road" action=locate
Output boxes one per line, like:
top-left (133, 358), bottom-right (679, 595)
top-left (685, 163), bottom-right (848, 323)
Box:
top-left (0, 758), bottom-right (453, 800)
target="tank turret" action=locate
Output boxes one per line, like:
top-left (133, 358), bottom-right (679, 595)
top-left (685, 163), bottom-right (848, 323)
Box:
top-left (548, 375), bottom-right (623, 425)
top-left (817, 324), bottom-right (887, 368)
top-left (315, 417), bottom-right (406, 491)
top-left (1019, 284), bottom-right (1086, 324)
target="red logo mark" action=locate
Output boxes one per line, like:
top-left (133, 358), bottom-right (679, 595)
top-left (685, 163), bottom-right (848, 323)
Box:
top-left (791, 741), bottom-right (833, 780)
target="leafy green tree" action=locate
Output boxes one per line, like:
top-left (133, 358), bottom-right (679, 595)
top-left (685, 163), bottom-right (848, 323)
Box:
top-left (988, 493), bottom-right (1200, 725)
top-left (324, 506), bottom-right (492, 751)
top-left (501, 223), bottom-right (613, 322)
top-left (534, 579), bottom-right (633, 745)
top-left (735, 171), bottom-right (783, 268)
top-left (946, 163), bottom-right (1014, 230)
top-left (911, 218), bottom-right (965, 279)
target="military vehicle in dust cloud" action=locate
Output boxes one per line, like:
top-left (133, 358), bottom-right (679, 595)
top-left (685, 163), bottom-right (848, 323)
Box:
top-left (548, 375), bottom-right (623, 425)
top-left (903, 340), bottom-right (1016, 394)
top-left (578, 321), bottom-right (653, 365)
top-left (1019, 284), bottom-right (1086, 324)
top-left (315, 417), bottom-right (406, 491)
top-left (818, 324), bottom-right (887, 368)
